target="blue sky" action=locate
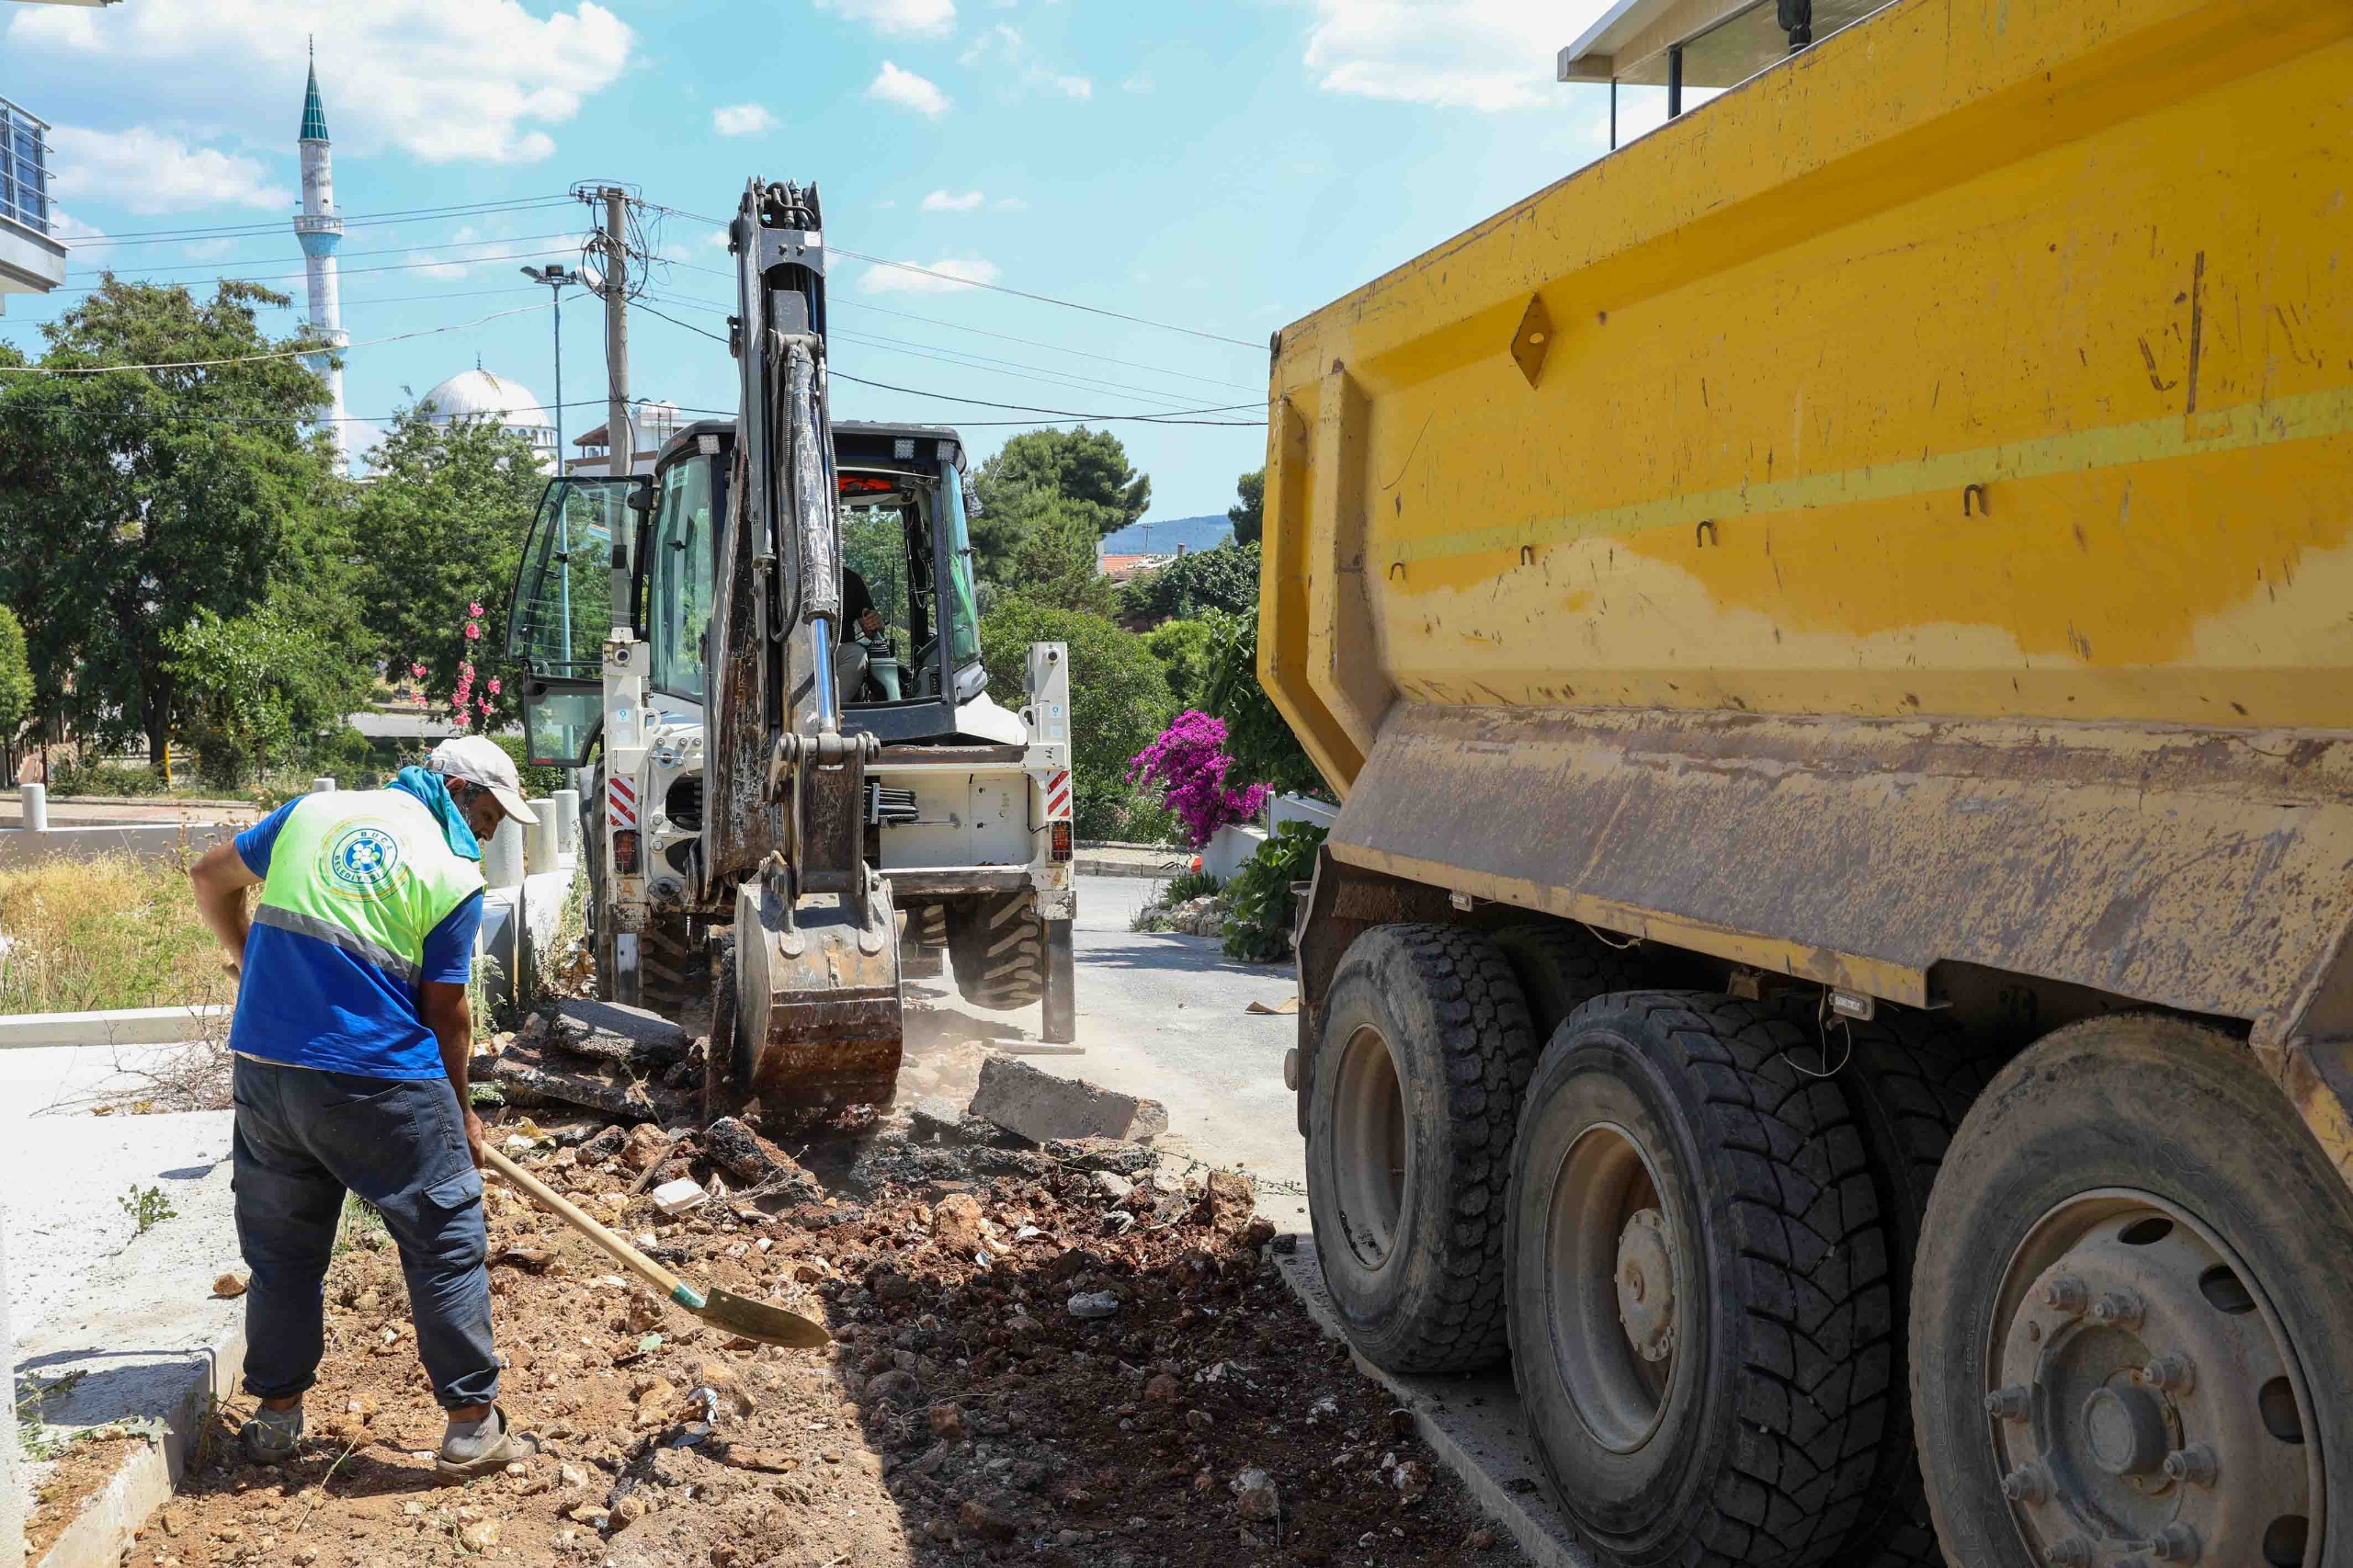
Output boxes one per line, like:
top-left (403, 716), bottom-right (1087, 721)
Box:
top-left (2, 0), bottom-right (1672, 518)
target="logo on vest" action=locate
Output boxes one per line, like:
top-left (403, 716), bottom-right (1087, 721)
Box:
top-left (323, 824), bottom-right (404, 897)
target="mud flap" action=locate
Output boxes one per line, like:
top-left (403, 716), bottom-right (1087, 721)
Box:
top-left (733, 868), bottom-right (904, 1108)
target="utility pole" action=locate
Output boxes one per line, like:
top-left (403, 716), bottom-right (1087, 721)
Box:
top-left (597, 187), bottom-right (634, 634)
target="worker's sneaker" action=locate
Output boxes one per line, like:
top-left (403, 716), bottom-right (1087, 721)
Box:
top-left (434, 1406), bottom-right (540, 1481)
top-left (239, 1403), bottom-right (303, 1464)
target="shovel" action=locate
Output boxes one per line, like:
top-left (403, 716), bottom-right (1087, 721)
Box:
top-left (481, 1144), bottom-right (831, 1349)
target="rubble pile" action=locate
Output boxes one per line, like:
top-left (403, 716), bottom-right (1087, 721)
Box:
top-left (135, 1037), bottom-right (1521, 1568)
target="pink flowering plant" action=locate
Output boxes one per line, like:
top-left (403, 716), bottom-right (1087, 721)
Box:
top-left (1127, 710), bottom-right (1267, 849)
top-left (412, 601), bottom-right (506, 733)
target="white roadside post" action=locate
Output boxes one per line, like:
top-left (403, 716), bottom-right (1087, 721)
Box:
top-left (17, 783), bottom-right (44, 833)
top-left (310, 777), bottom-right (336, 795)
top-left (525, 801), bottom-right (560, 877)
top-left (552, 787), bottom-right (581, 859)
top-left (481, 817), bottom-right (528, 1004)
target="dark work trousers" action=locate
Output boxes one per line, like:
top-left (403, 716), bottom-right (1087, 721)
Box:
top-left (230, 1055), bottom-right (499, 1410)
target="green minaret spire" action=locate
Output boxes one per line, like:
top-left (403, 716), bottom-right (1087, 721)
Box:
top-left (300, 38), bottom-right (329, 142)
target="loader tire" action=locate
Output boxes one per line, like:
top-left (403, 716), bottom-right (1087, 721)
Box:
top-left (1506, 991), bottom-right (1892, 1567)
top-left (637, 914), bottom-right (709, 1020)
top-left (1487, 921), bottom-right (1654, 1044)
top-left (1795, 1006), bottom-right (1998, 1568)
top-left (948, 893), bottom-right (1046, 1011)
top-left (1306, 923), bottom-right (1537, 1374)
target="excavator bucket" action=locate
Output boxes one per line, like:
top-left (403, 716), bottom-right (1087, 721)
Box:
top-left (730, 869), bottom-right (904, 1110)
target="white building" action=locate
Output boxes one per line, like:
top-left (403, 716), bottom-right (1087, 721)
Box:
top-left (417, 367), bottom-right (560, 472)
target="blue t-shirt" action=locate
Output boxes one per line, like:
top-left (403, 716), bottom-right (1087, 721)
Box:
top-left (226, 796), bottom-right (483, 1080)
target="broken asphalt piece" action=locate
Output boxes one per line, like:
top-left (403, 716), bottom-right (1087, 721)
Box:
top-left (489, 1040), bottom-right (692, 1125)
top-left (651, 1177), bottom-right (710, 1217)
top-left (1065, 1290), bottom-right (1120, 1320)
top-left (702, 1116), bottom-right (820, 1196)
top-left (1041, 1137), bottom-right (1159, 1176)
top-left (540, 999), bottom-right (693, 1069)
top-left (578, 1123), bottom-right (630, 1165)
top-left (968, 1054), bottom-right (1168, 1144)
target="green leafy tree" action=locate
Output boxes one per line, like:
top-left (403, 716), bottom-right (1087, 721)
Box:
top-left (350, 402), bottom-right (549, 729)
top-left (1120, 540), bottom-right (1260, 624)
top-left (165, 586), bottom-right (370, 788)
top-left (978, 600), bottom-right (1176, 839)
top-left (1142, 618), bottom-right (1215, 708)
top-left (970, 427), bottom-right (1151, 585)
top-left (1201, 609), bottom-right (1327, 799)
top-left (0, 605), bottom-right (31, 742)
top-left (1227, 468), bottom-right (1265, 547)
top-left (1001, 494), bottom-right (1117, 616)
top-left (0, 279), bottom-right (344, 764)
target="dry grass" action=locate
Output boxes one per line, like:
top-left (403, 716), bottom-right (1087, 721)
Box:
top-left (0, 851), bottom-right (234, 1016)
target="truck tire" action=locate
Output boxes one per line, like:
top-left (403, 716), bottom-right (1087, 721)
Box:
top-left (1800, 1008), bottom-right (1999, 1568)
top-left (1506, 992), bottom-right (1891, 1567)
top-left (948, 893), bottom-right (1046, 1011)
top-left (1912, 1015), bottom-right (2350, 1568)
top-left (1488, 922), bottom-right (1653, 1043)
top-left (1306, 924), bottom-right (1536, 1373)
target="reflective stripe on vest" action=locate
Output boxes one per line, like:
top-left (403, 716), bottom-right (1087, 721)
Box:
top-left (255, 790), bottom-right (483, 982)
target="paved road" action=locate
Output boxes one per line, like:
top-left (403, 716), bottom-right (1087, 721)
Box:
top-left (908, 874), bottom-right (1309, 1229)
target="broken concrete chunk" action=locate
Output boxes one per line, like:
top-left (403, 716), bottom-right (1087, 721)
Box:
top-left (651, 1178), bottom-right (710, 1217)
top-left (968, 1055), bottom-right (1168, 1145)
top-left (212, 1272), bottom-right (248, 1299)
top-left (488, 1041), bottom-right (691, 1125)
top-left (578, 1124), bottom-right (630, 1165)
top-left (1231, 1467), bottom-right (1279, 1522)
top-left (930, 1192), bottom-right (983, 1252)
top-left (1065, 1290), bottom-right (1120, 1320)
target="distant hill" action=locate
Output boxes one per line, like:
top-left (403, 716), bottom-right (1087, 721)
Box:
top-left (1099, 514), bottom-right (1232, 557)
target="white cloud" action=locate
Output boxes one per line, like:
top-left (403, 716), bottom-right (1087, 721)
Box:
top-left (993, 196), bottom-right (1028, 212)
top-left (868, 62), bottom-right (950, 119)
top-left (711, 103), bottom-right (779, 137)
top-left (858, 256), bottom-right (1000, 295)
top-left (46, 126), bottom-right (290, 216)
top-left (959, 26), bottom-right (1092, 99)
top-left (48, 208), bottom-right (109, 265)
top-left (922, 189), bottom-right (985, 212)
top-left (816, 0), bottom-right (955, 36)
top-left (1121, 73), bottom-right (1154, 94)
top-left (6, 0), bottom-right (631, 165)
top-left (1304, 0), bottom-right (1589, 110)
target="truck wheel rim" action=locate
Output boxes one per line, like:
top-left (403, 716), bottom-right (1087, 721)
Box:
top-left (1331, 1023), bottom-right (1408, 1270)
top-left (1985, 1188), bottom-right (2323, 1567)
top-left (1546, 1121), bottom-right (1676, 1454)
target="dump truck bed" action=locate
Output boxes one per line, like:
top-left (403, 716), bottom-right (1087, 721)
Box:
top-left (1261, 0), bottom-right (2353, 1132)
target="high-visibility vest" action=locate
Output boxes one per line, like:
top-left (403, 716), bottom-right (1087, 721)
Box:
top-left (251, 790), bottom-right (483, 985)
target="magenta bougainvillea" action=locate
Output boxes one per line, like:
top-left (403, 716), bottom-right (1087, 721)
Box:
top-left (1128, 710), bottom-right (1267, 848)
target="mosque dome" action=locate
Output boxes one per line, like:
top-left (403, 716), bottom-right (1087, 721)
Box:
top-left (417, 368), bottom-right (557, 469)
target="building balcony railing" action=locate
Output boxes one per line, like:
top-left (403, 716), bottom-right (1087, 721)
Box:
top-left (1, 95), bottom-right (51, 237)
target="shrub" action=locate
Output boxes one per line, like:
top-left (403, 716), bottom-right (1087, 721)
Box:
top-left (1201, 609), bottom-right (1327, 800)
top-left (1142, 618), bottom-right (1215, 709)
top-left (1128, 710), bottom-right (1267, 849)
top-left (49, 756), bottom-right (167, 797)
top-left (978, 598), bottom-right (1176, 841)
top-left (1222, 820), bottom-right (1327, 962)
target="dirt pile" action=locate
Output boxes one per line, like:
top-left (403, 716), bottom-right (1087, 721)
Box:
top-left (132, 1109), bottom-right (1522, 1568)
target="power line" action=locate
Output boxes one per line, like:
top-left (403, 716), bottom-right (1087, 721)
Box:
top-left (0, 301), bottom-right (549, 377)
top-left (639, 290), bottom-right (1214, 411)
top-left (59, 195), bottom-right (576, 248)
top-left (643, 210), bottom-right (1262, 352)
top-left (41, 244), bottom-right (577, 299)
top-left (63, 229), bottom-right (584, 283)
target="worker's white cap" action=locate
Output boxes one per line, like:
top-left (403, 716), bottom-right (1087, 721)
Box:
top-left (426, 735), bottom-right (537, 829)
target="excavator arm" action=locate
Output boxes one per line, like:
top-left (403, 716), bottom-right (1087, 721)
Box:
top-left (707, 176), bottom-right (902, 1112)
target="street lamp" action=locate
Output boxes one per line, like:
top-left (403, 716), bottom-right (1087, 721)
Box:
top-left (522, 264), bottom-right (582, 664)
top-left (520, 263), bottom-right (579, 465)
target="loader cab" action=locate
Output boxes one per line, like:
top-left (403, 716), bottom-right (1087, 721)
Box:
top-left (504, 419), bottom-right (989, 765)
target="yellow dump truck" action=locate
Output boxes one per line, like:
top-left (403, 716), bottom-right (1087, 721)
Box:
top-left (1262, 2), bottom-right (2351, 1564)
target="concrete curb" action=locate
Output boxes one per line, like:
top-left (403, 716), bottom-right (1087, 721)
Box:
top-left (1273, 1243), bottom-right (1592, 1568)
top-left (0, 1006), bottom-right (230, 1051)
top-left (0, 824), bottom-right (237, 869)
top-left (1073, 854), bottom-right (1187, 880)
top-left (18, 1163), bottom-right (246, 1568)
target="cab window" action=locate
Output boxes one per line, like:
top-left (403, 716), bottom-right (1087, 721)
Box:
top-left (648, 456), bottom-right (720, 700)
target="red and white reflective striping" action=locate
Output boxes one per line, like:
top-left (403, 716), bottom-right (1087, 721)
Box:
top-left (1043, 770), bottom-right (1072, 821)
top-left (608, 775), bottom-right (638, 830)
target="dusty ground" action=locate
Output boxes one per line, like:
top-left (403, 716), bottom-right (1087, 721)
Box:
top-left (130, 1102), bottom-right (1523, 1568)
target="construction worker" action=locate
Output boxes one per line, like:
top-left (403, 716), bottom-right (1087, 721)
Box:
top-left (187, 735), bottom-right (541, 1478)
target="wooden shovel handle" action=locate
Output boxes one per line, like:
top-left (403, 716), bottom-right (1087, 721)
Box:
top-left (480, 1143), bottom-right (704, 1308)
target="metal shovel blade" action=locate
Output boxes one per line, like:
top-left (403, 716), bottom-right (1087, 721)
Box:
top-left (686, 1283), bottom-right (832, 1348)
